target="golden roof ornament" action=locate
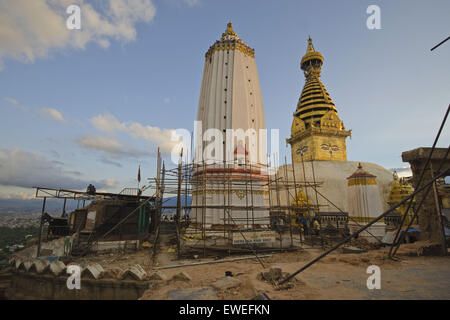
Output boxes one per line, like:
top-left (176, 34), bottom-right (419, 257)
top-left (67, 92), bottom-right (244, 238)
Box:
top-left (205, 21), bottom-right (254, 59)
top-left (300, 36), bottom-right (324, 71)
top-left (221, 21), bottom-right (239, 40)
top-left (306, 36), bottom-right (315, 53)
top-left (347, 164), bottom-right (378, 186)
top-left (393, 171), bottom-right (399, 181)
top-left (388, 171), bottom-right (415, 220)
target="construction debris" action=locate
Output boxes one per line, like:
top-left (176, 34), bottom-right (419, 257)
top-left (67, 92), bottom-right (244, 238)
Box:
top-left (252, 292), bottom-right (270, 300)
top-left (120, 264), bottom-right (147, 281)
top-left (81, 263), bottom-right (104, 279)
top-left (28, 259), bottom-right (49, 273)
top-left (149, 271), bottom-right (168, 281)
top-left (211, 277), bottom-right (242, 290)
top-left (342, 246), bottom-right (368, 254)
top-left (99, 267), bottom-right (122, 280)
top-left (257, 267), bottom-right (298, 287)
top-left (141, 242), bottom-right (152, 248)
top-left (167, 287), bottom-right (217, 300)
top-left (170, 271), bottom-right (192, 282)
top-left (48, 261), bottom-right (66, 276)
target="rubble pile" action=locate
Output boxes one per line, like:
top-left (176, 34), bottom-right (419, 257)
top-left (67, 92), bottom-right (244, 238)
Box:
top-left (257, 267), bottom-right (297, 284)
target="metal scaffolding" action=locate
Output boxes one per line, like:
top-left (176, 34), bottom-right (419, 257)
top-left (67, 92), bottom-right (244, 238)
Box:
top-left (146, 153), bottom-right (353, 260)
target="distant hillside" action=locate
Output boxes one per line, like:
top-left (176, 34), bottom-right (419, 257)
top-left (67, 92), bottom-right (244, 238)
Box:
top-left (0, 198), bottom-right (81, 214)
top-left (0, 196), bottom-right (192, 215)
top-left (161, 195), bottom-right (192, 215)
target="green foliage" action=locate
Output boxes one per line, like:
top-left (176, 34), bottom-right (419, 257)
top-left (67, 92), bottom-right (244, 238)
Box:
top-left (0, 226), bottom-right (40, 259)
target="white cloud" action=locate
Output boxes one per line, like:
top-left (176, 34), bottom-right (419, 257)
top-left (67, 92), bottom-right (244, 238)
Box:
top-left (0, 0), bottom-right (156, 70)
top-left (127, 122), bottom-right (178, 153)
top-left (77, 135), bottom-right (150, 158)
top-left (0, 147), bottom-right (108, 190)
top-left (4, 97), bottom-right (19, 105)
top-left (77, 135), bottom-right (122, 152)
top-left (4, 97), bottom-right (67, 122)
top-left (3, 97), bottom-right (30, 112)
top-left (90, 113), bottom-right (127, 133)
top-left (90, 113), bottom-right (178, 154)
top-left (167, 0), bottom-right (201, 7)
top-left (38, 107), bottom-right (66, 123)
top-left (104, 178), bottom-right (118, 187)
top-left (390, 167), bottom-right (412, 178)
top-left (0, 191), bottom-right (35, 201)
top-left (183, 0), bottom-right (201, 7)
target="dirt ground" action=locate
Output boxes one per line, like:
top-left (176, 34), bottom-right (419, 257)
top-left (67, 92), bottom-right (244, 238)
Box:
top-left (78, 240), bottom-right (448, 300)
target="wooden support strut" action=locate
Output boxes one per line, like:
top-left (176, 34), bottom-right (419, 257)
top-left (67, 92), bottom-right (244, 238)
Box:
top-left (36, 197), bottom-right (46, 257)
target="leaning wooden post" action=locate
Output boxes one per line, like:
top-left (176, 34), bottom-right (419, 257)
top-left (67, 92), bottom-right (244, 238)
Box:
top-left (37, 197), bottom-right (46, 257)
top-left (61, 198), bottom-right (67, 218)
top-left (176, 148), bottom-right (183, 259)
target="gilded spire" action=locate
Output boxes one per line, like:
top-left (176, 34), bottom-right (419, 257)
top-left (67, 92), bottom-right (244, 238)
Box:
top-left (288, 37), bottom-right (352, 162)
top-left (221, 21), bottom-right (239, 40)
top-left (301, 36), bottom-right (324, 71)
top-left (294, 37), bottom-right (336, 125)
top-left (306, 36), bottom-right (315, 53)
top-left (205, 21), bottom-right (255, 59)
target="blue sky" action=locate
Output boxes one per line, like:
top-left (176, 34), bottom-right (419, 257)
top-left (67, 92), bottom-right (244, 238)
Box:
top-left (0, 0), bottom-right (449, 200)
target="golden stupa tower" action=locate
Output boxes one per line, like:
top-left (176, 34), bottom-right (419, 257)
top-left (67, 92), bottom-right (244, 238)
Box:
top-left (287, 37), bottom-right (351, 162)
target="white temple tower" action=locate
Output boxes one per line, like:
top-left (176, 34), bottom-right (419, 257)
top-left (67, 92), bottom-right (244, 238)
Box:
top-left (192, 22), bottom-right (269, 230)
top-left (347, 163), bottom-right (386, 242)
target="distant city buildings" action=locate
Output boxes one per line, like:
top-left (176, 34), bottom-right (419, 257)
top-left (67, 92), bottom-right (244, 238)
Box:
top-left (0, 212), bottom-right (40, 228)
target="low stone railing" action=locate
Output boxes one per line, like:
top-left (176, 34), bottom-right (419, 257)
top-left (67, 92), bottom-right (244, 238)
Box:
top-left (4, 256), bottom-right (151, 300)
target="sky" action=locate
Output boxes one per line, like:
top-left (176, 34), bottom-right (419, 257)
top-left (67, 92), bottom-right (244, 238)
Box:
top-left (0, 0), bottom-right (449, 202)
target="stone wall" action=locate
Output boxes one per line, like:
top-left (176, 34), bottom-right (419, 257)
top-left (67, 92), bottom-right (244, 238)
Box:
top-left (6, 272), bottom-right (149, 300)
top-left (2, 256), bottom-right (151, 300)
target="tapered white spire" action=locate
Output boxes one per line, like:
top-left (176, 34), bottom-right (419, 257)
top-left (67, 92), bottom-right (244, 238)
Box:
top-left (192, 23), bottom-right (269, 229)
top-left (196, 22), bottom-right (266, 164)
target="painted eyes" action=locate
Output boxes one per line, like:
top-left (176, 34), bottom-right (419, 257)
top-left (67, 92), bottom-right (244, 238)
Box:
top-left (296, 146), bottom-right (308, 154)
top-left (321, 144), bottom-right (339, 151)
